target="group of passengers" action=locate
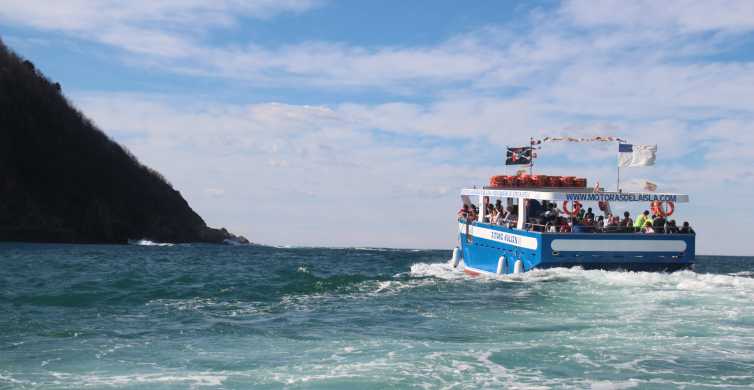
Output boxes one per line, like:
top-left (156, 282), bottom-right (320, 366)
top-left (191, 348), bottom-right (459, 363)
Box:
top-left (458, 200), bottom-right (695, 234)
top-left (457, 201), bottom-right (518, 227)
top-left (539, 206), bottom-right (695, 234)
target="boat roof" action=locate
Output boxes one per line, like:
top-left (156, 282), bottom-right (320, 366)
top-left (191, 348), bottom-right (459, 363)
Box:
top-left (461, 187), bottom-right (689, 203)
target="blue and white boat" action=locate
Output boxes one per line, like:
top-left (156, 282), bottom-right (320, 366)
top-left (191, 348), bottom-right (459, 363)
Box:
top-left (454, 185), bottom-right (695, 276)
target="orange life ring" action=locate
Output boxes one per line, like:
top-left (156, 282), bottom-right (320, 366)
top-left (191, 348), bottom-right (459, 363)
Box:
top-left (562, 201), bottom-right (582, 217)
top-left (651, 201), bottom-right (674, 217)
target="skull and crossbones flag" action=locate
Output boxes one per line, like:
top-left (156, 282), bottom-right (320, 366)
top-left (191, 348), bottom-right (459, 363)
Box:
top-left (505, 147), bottom-right (533, 165)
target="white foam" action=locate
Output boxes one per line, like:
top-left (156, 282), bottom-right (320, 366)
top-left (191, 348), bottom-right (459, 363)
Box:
top-left (49, 371), bottom-right (226, 387)
top-left (587, 379), bottom-right (640, 390)
top-left (128, 239), bottom-right (174, 247)
top-left (371, 279), bottom-right (440, 295)
top-left (409, 260), bottom-right (466, 280)
top-left (0, 373), bottom-right (35, 386)
top-left (146, 297), bottom-right (261, 316)
top-left (409, 261), bottom-right (754, 295)
top-left (560, 268), bottom-right (754, 293)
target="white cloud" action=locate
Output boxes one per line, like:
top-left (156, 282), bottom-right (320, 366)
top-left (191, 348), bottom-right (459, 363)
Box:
top-left (0, 0), bottom-right (320, 58)
top-left (3, 0), bottom-right (753, 92)
top-left (562, 0), bottom-right (754, 33)
top-left (0, 0), bottom-right (319, 31)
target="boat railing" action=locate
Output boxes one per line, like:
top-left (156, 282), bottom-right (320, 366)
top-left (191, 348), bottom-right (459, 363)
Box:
top-left (459, 218), bottom-right (694, 236)
top-left (524, 222), bottom-right (693, 235)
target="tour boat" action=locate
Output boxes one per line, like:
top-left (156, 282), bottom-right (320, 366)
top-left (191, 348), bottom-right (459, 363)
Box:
top-left (452, 175), bottom-right (695, 275)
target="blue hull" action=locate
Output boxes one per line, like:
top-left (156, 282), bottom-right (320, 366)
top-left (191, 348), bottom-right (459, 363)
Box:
top-left (458, 221), bottom-right (695, 275)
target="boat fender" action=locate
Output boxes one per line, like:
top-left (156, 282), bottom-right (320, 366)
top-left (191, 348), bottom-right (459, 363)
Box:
top-left (496, 256), bottom-right (505, 275)
top-left (514, 260), bottom-right (524, 274)
top-left (451, 247), bottom-right (461, 268)
top-left (651, 201), bottom-right (674, 217)
top-left (562, 201), bottom-right (583, 217)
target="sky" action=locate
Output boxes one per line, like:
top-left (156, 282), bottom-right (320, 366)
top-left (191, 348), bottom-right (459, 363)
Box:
top-left (1, 0), bottom-right (754, 254)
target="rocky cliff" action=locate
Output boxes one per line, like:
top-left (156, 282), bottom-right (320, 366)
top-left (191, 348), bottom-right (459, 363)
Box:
top-left (0, 38), bottom-right (247, 244)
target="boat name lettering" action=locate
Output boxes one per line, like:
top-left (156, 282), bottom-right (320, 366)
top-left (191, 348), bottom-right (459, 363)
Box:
top-left (565, 193), bottom-right (678, 202)
top-left (490, 231), bottom-right (520, 245)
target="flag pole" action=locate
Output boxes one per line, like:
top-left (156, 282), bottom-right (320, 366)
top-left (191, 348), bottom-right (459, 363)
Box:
top-left (529, 137), bottom-right (534, 176)
top-left (616, 141), bottom-right (621, 192)
top-left (617, 165), bottom-right (620, 192)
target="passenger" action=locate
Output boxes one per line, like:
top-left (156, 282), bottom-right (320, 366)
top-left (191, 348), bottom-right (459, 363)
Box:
top-left (633, 210), bottom-right (651, 232)
top-left (652, 214), bottom-right (666, 234)
top-left (642, 220), bottom-right (655, 234)
top-left (597, 214), bottom-right (615, 233)
top-left (469, 205), bottom-right (479, 221)
top-left (604, 214), bottom-right (619, 232)
top-left (494, 205), bottom-right (506, 225)
top-left (457, 204), bottom-right (470, 220)
top-left (495, 199), bottom-right (503, 211)
top-left (666, 219), bottom-right (679, 234)
top-left (527, 199), bottom-right (544, 221)
top-left (543, 203), bottom-right (557, 223)
top-left (550, 203), bottom-right (561, 219)
top-left (679, 221), bottom-right (696, 234)
top-left (545, 221), bottom-right (558, 232)
top-left (503, 206), bottom-right (517, 228)
top-left (611, 215), bottom-right (621, 231)
top-left (596, 215), bottom-right (605, 231)
top-left (484, 203), bottom-right (494, 223)
top-left (584, 207), bottom-right (595, 222)
top-left (560, 218), bottom-right (573, 233)
top-left (621, 211), bottom-right (633, 231)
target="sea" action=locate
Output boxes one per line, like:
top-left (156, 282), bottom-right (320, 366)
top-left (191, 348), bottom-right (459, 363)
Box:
top-left (1, 243), bottom-right (754, 389)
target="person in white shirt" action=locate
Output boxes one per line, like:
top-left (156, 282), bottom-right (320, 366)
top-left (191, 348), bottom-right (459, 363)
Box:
top-left (489, 206), bottom-right (498, 224)
top-left (494, 205), bottom-right (506, 225)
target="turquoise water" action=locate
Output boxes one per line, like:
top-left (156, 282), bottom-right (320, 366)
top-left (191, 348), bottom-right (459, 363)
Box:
top-left (2, 243), bottom-right (754, 389)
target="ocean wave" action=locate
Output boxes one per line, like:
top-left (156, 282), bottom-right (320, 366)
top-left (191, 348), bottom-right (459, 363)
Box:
top-left (127, 239), bottom-right (174, 247)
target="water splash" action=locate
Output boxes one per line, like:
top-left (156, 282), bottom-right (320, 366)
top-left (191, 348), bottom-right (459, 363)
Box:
top-left (127, 239), bottom-right (174, 247)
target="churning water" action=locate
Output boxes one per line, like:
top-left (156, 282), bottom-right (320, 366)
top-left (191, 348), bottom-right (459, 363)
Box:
top-left (1, 243), bottom-right (753, 389)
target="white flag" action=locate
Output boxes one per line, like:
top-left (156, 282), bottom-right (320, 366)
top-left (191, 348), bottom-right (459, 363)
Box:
top-left (618, 144), bottom-right (657, 167)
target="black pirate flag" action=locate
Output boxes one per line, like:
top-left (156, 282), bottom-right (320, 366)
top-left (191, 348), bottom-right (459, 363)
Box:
top-left (505, 147), bottom-right (533, 165)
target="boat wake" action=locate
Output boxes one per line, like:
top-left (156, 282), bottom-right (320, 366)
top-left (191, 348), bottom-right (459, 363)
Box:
top-left (408, 261), bottom-right (754, 293)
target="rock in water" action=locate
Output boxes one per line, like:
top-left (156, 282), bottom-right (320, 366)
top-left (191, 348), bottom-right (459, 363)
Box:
top-left (0, 38), bottom-right (245, 244)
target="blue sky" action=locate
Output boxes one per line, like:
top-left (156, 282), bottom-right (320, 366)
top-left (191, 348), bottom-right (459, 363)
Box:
top-left (2, 0), bottom-right (754, 254)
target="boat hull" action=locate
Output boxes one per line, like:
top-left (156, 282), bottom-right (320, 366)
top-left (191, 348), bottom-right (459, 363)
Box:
top-left (458, 221), bottom-right (695, 275)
